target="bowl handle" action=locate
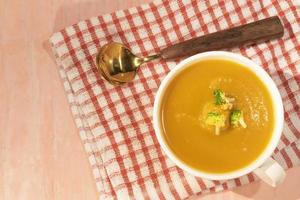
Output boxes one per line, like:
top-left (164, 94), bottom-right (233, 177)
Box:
top-left (253, 157), bottom-right (286, 187)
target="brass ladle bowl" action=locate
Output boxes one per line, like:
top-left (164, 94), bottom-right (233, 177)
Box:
top-left (96, 16), bottom-right (283, 85)
top-left (96, 42), bottom-right (159, 85)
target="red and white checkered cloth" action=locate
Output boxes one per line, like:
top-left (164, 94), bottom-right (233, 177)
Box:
top-left (49, 0), bottom-right (300, 199)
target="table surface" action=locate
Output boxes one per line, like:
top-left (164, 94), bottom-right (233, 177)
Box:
top-left (1, 0), bottom-right (300, 199)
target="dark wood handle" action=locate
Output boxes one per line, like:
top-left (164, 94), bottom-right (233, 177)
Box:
top-left (160, 16), bottom-right (284, 59)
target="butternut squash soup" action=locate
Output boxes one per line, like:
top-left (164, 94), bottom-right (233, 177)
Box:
top-left (161, 59), bottom-right (274, 173)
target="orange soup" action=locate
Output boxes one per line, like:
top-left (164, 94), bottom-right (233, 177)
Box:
top-left (161, 59), bottom-right (274, 173)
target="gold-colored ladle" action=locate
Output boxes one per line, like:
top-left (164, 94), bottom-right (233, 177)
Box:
top-left (96, 16), bottom-right (283, 85)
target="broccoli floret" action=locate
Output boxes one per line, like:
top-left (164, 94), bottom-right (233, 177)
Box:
top-left (205, 112), bottom-right (226, 135)
top-left (213, 89), bottom-right (235, 110)
top-left (213, 89), bottom-right (226, 105)
top-left (230, 110), bottom-right (247, 128)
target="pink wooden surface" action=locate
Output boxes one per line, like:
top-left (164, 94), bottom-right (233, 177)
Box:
top-left (0, 0), bottom-right (300, 199)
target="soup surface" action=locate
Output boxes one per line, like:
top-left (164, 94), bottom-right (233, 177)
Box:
top-left (161, 58), bottom-right (274, 173)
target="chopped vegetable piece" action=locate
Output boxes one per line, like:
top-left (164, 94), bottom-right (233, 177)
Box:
top-left (205, 112), bottom-right (226, 135)
top-left (230, 110), bottom-right (247, 128)
top-left (213, 89), bottom-right (235, 110)
top-left (213, 89), bottom-right (225, 105)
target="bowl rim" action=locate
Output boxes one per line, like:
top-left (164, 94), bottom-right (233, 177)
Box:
top-left (153, 51), bottom-right (284, 180)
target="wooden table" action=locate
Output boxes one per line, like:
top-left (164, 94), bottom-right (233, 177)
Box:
top-left (1, 0), bottom-right (300, 199)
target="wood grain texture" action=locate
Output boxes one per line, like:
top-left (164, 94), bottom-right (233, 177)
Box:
top-left (0, 0), bottom-right (299, 200)
top-left (161, 16), bottom-right (284, 59)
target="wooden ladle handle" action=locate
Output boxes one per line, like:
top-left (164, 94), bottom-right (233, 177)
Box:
top-left (160, 16), bottom-right (284, 59)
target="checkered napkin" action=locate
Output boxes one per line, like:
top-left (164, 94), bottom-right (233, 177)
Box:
top-left (49, 0), bottom-right (300, 199)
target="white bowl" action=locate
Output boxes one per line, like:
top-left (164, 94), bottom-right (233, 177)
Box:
top-left (153, 51), bottom-right (284, 180)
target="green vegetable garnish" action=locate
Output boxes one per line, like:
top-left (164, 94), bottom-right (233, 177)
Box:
top-left (213, 89), bottom-right (235, 110)
top-left (213, 89), bottom-right (226, 105)
top-left (205, 112), bottom-right (226, 135)
top-left (230, 110), bottom-right (247, 128)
